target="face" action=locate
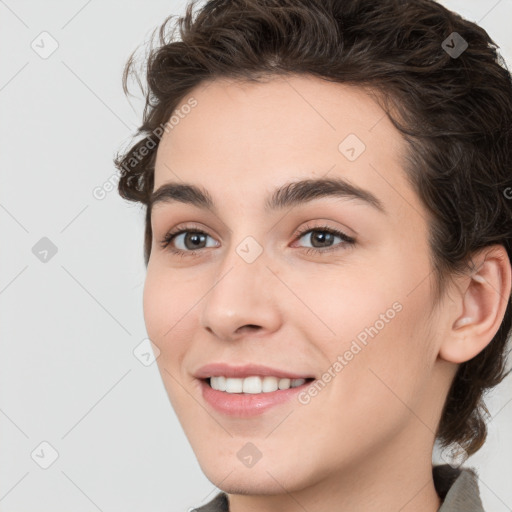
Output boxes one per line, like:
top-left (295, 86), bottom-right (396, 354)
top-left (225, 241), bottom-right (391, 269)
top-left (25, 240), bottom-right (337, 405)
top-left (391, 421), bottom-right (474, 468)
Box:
top-left (144, 75), bottom-right (452, 494)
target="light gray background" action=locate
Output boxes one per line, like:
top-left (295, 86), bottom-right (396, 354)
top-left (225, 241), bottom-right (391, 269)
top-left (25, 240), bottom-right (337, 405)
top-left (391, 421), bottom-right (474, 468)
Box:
top-left (1, 1), bottom-right (511, 511)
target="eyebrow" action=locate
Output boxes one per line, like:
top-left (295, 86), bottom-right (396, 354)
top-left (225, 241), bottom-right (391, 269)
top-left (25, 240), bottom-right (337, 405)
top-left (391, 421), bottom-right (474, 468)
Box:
top-left (148, 177), bottom-right (386, 216)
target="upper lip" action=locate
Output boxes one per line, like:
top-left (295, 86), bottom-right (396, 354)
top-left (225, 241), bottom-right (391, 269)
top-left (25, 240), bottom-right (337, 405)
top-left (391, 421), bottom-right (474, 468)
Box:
top-left (194, 363), bottom-right (315, 380)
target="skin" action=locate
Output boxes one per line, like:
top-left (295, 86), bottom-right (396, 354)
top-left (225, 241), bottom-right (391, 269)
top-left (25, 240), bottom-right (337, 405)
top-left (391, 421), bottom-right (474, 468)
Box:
top-left (143, 74), bottom-right (511, 512)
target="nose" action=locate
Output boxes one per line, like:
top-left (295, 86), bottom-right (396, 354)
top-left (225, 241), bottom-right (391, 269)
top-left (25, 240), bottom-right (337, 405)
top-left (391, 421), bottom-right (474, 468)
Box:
top-left (199, 248), bottom-right (283, 342)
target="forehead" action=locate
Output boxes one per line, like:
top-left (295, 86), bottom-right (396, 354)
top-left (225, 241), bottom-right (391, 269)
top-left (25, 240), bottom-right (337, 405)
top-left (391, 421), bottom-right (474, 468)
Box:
top-left (153, 75), bottom-right (421, 221)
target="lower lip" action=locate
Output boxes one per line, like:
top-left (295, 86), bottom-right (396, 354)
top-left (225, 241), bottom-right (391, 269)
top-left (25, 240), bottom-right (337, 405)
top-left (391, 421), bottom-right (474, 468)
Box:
top-left (199, 379), bottom-right (312, 417)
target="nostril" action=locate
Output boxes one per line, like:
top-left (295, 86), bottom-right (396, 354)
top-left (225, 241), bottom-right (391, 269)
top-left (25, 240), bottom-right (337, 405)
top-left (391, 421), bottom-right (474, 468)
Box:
top-left (236, 324), bottom-right (261, 334)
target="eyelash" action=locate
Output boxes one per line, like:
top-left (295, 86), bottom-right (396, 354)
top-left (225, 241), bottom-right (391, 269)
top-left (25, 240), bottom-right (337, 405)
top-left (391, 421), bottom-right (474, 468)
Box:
top-left (159, 222), bottom-right (356, 258)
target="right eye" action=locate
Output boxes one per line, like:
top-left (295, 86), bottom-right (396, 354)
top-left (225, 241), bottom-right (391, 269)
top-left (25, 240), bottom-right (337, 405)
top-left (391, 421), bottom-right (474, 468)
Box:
top-left (160, 227), bottom-right (219, 256)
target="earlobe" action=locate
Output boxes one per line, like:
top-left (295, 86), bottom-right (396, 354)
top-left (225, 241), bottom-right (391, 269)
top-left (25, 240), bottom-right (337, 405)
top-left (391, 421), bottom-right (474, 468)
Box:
top-left (439, 245), bottom-right (511, 364)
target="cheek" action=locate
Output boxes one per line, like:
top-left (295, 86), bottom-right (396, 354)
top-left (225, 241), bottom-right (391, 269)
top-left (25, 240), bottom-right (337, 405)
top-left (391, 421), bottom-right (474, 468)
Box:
top-left (142, 264), bottom-right (217, 390)
top-left (142, 269), bottom-right (167, 341)
top-left (289, 260), bottom-right (401, 352)
top-left (301, 252), bottom-right (436, 414)
top-left (142, 267), bottom-right (192, 352)
top-left (142, 268), bottom-right (198, 408)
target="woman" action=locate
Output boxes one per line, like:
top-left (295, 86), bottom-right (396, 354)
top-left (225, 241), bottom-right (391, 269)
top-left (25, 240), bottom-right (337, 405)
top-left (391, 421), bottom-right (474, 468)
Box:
top-left (115, 0), bottom-right (512, 510)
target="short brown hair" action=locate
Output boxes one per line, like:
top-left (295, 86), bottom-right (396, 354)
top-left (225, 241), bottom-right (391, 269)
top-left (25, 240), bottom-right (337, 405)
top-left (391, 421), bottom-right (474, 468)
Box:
top-left (114, 0), bottom-right (512, 456)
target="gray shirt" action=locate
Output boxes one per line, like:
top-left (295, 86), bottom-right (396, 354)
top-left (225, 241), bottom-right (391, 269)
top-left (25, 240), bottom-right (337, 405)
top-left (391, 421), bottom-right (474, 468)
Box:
top-left (192, 465), bottom-right (485, 512)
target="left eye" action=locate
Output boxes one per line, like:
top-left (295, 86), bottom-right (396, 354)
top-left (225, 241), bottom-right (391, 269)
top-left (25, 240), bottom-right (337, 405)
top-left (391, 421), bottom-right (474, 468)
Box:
top-left (293, 226), bottom-right (355, 252)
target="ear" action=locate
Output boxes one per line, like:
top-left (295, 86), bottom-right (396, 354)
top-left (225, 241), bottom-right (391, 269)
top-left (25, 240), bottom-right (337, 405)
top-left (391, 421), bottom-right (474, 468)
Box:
top-left (439, 245), bottom-right (512, 364)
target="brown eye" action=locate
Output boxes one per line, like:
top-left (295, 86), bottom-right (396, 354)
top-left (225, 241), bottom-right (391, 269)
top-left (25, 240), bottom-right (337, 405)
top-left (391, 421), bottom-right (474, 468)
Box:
top-left (294, 225), bottom-right (355, 254)
top-left (301, 230), bottom-right (337, 248)
top-left (161, 229), bottom-right (218, 253)
top-left (179, 232), bottom-right (208, 250)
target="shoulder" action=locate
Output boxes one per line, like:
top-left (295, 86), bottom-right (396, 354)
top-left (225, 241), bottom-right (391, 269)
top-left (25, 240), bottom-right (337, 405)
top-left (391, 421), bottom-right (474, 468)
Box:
top-left (434, 464), bottom-right (485, 512)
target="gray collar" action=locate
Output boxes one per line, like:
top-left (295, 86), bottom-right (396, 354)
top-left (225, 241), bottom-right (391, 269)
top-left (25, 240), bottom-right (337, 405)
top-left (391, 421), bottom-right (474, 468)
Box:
top-left (435, 465), bottom-right (485, 512)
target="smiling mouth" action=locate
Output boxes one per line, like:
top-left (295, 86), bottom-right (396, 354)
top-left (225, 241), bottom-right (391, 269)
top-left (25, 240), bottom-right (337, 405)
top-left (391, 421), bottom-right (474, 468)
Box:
top-left (204, 376), bottom-right (315, 394)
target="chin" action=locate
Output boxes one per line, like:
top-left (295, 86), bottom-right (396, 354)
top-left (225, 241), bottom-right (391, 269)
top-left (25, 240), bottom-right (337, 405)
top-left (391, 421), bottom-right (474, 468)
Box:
top-left (198, 455), bottom-right (315, 496)
top-left (205, 471), bottom-right (294, 496)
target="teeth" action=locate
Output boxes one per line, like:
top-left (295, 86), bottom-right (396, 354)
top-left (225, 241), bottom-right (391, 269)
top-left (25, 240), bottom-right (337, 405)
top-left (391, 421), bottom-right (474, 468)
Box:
top-left (242, 376), bottom-right (262, 394)
top-left (210, 376), bottom-right (226, 391)
top-left (226, 377), bottom-right (243, 393)
top-left (278, 378), bottom-right (290, 390)
top-left (262, 376), bottom-right (278, 392)
top-left (209, 376), bottom-right (307, 393)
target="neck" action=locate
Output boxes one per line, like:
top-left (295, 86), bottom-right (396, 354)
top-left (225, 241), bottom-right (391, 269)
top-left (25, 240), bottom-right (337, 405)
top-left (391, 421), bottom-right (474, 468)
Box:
top-left (227, 430), bottom-right (442, 512)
